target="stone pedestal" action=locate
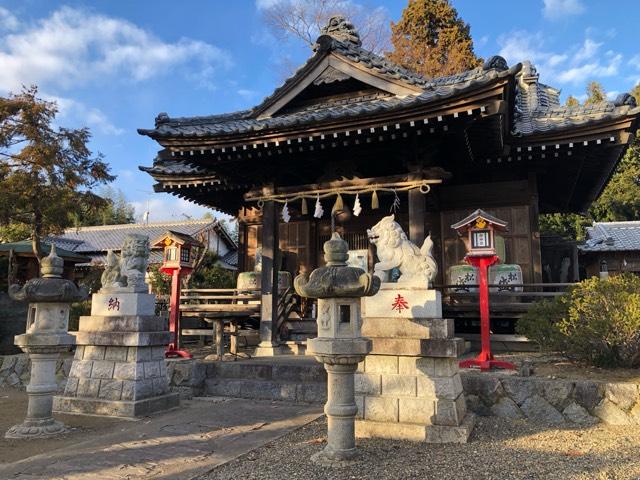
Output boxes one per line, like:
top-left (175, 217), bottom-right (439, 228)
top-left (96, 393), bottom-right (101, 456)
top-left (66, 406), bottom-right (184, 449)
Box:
top-left (54, 292), bottom-right (179, 418)
top-left (357, 286), bottom-right (474, 443)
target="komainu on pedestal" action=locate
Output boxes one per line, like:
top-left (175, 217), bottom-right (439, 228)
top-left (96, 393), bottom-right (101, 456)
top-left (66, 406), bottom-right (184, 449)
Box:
top-left (358, 218), bottom-right (475, 443)
top-left (54, 234), bottom-right (179, 418)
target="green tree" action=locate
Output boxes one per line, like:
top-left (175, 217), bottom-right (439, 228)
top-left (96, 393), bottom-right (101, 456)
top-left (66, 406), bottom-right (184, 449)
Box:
top-left (190, 252), bottom-right (235, 289)
top-left (387, 0), bottom-right (482, 78)
top-left (0, 86), bottom-right (114, 258)
top-left (584, 81), bottom-right (606, 105)
top-left (72, 186), bottom-right (136, 227)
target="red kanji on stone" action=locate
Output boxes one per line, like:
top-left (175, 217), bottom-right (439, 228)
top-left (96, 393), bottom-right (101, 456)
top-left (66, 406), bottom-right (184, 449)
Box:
top-left (391, 294), bottom-right (409, 313)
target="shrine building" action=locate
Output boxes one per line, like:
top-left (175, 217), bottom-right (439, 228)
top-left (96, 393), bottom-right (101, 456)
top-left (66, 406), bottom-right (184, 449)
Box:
top-left (138, 17), bottom-right (640, 350)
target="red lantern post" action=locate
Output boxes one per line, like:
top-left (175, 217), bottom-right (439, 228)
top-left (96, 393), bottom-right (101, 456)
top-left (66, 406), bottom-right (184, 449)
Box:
top-left (152, 231), bottom-right (203, 359)
top-left (451, 210), bottom-right (515, 372)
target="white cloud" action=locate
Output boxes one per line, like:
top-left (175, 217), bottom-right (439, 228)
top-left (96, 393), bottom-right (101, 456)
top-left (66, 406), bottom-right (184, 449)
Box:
top-left (46, 95), bottom-right (124, 136)
top-left (256, 0), bottom-right (283, 9)
top-left (498, 32), bottom-right (621, 86)
top-left (131, 195), bottom-right (221, 223)
top-left (0, 7), bottom-right (19, 31)
top-left (0, 6), bottom-right (232, 93)
top-left (542, 0), bottom-right (585, 21)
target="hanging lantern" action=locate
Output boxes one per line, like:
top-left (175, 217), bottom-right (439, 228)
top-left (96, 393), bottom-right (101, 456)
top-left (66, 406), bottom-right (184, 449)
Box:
top-left (282, 201), bottom-right (291, 223)
top-left (314, 195), bottom-right (324, 219)
top-left (353, 194), bottom-right (362, 217)
top-left (371, 190), bottom-right (379, 209)
top-left (332, 193), bottom-right (344, 213)
top-left (301, 197), bottom-right (308, 215)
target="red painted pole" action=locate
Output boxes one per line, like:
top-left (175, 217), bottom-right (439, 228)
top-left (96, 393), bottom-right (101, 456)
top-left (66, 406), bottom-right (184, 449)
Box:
top-left (459, 254), bottom-right (515, 372)
top-left (166, 268), bottom-right (192, 359)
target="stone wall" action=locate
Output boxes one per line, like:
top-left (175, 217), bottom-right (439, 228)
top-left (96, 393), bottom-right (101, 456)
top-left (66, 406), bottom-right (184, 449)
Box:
top-left (0, 354), bottom-right (205, 399)
top-left (462, 371), bottom-right (640, 426)
top-left (0, 353), bottom-right (72, 392)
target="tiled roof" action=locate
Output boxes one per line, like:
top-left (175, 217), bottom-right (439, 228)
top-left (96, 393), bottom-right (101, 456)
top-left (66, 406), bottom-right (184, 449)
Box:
top-left (47, 220), bottom-right (236, 259)
top-left (138, 30), bottom-right (517, 142)
top-left (579, 221), bottom-right (640, 252)
top-left (513, 62), bottom-right (639, 136)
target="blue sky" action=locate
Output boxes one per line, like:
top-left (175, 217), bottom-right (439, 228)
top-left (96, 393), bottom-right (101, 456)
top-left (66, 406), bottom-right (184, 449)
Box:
top-left (1, 0), bottom-right (638, 221)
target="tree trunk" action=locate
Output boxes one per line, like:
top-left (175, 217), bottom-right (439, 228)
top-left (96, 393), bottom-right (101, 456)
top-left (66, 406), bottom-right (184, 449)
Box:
top-left (32, 210), bottom-right (43, 263)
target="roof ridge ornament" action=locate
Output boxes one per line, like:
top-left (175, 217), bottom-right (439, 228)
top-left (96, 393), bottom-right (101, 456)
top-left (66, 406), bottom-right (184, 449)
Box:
top-left (482, 55), bottom-right (508, 72)
top-left (314, 15), bottom-right (361, 51)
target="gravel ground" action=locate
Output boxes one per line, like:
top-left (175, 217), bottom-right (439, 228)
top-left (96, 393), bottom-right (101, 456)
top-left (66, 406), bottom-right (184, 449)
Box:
top-left (202, 416), bottom-right (640, 480)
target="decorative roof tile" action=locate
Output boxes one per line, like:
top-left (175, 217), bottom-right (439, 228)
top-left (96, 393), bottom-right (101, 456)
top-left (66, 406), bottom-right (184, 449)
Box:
top-left (579, 222), bottom-right (640, 252)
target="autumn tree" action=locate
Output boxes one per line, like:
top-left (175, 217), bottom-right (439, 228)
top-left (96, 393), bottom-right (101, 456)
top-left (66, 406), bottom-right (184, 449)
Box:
top-left (585, 81), bottom-right (606, 105)
top-left (0, 86), bottom-right (114, 259)
top-left (565, 95), bottom-right (579, 107)
top-left (260, 0), bottom-right (390, 54)
top-left (387, 0), bottom-right (482, 78)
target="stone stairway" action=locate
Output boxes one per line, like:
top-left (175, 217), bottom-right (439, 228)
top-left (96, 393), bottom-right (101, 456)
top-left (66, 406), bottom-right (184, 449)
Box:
top-left (204, 357), bottom-right (327, 403)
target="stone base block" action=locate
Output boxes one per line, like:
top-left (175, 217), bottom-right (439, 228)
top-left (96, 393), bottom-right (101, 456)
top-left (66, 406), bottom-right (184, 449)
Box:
top-left (53, 392), bottom-right (179, 418)
top-left (355, 413), bottom-right (475, 443)
top-left (91, 293), bottom-right (155, 317)
top-left (370, 338), bottom-right (465, 358)
top-left (362, 317), bottom-right (454, 340)
top-left (5, 418), bottom-right (67, 439)
top-left (363, 285), bottom-right (442, 319)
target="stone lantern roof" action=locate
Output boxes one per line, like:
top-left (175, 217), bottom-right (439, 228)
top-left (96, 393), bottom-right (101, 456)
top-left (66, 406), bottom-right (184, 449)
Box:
top-left (294, 232), bottom-right (380, 298)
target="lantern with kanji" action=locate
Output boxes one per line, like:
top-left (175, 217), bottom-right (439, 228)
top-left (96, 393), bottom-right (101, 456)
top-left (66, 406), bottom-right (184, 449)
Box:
top-left (152, 231), bottom-right (203, 358)
top-left (451, 210), bottom-right (514, 372)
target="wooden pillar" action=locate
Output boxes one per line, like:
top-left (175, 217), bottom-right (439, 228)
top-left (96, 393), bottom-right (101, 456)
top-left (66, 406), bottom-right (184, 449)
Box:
top-left (528, 173), bottom-right (543, 283)
top-left (255, 198), bottom-right (282, 355)
top-left (408, 176), bottom-right (426, 245)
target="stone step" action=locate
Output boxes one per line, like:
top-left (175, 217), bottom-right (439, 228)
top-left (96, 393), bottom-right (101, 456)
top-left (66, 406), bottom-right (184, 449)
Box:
top-left (281, 340), bottom-right (312, 356)
top-left (205, 378), bottom-right (326, 404)
top-left (207, 359), bottom-right (326, 382)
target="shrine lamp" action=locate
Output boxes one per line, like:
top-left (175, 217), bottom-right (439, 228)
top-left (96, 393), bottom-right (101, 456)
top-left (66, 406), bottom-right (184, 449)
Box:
top-left (152, 231), bottom-right (204, 276)
top-left (450, 209), bottom-right (508, 257)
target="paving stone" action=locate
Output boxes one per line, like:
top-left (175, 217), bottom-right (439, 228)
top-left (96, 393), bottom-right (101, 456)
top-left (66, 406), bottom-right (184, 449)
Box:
top-left (520, 395), bottom-right (565, 425)
top-left (113, 362), bottom-right (143, 380)
top-left (462, 373), bottom-right (504, 404)
top-left (0, 355), bottom-right (18, 372)
top-left (77, 378), bottom-right (101, 397)
top-left (434, 396), bottom-right (465, 426)
top-left (490, 397), bottom-right (524, 419)
top-left (563, 402), bottom-right (598, 425)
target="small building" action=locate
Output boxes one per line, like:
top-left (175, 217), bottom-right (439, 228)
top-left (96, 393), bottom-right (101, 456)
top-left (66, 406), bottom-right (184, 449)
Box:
top-left (579, 221), bottom-right (640, 277)
top-left (0, 240), bottom-right (89, 284)
top-left (46, 219), bottom-right (238, 273)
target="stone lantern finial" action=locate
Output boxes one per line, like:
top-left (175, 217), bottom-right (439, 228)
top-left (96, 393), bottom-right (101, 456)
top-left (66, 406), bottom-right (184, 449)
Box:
top-left (41, 244), bottom-right (64, 278)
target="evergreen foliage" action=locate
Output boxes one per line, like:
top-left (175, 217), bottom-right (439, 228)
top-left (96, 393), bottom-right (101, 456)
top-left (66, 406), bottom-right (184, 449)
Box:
top-left (518, 275), bottom-right (640, 368)
top-left (0, 86), bottom-right (113, 258)
top-left (387, 0), bottom-right (482, 78)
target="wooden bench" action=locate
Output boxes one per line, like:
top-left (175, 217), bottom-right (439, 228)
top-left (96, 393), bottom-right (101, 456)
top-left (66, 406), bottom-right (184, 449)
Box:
top-left (179, 288), bottom-right (260, 359)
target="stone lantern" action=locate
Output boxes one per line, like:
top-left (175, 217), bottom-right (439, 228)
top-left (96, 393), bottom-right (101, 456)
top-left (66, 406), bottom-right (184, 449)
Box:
top-left (294, 232), bottom-right (380, 465)
top-left (6, 245), bottom-right (88, 438)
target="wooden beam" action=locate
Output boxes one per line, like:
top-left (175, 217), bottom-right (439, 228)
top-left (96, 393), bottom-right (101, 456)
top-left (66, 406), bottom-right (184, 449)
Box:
top-left (243, 170), bottom-right (450, 201)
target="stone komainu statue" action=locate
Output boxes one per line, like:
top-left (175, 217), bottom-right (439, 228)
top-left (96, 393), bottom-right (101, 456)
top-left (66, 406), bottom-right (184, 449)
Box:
top-left (100, 234), bottom-right (150, 292)
top-left (367, 214), bottom-right (438, 287)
